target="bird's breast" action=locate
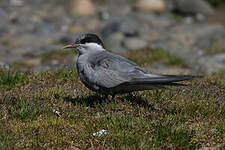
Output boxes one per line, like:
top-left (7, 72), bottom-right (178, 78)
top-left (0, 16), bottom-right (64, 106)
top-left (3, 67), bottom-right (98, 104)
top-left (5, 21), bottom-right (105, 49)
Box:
top-left (76, 61), bottom-right (100, 92)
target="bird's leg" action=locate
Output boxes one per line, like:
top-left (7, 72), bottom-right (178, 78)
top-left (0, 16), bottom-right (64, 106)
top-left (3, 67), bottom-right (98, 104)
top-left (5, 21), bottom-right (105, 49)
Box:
top-left (111, 94), bottom-right (116, 101)
top-left (128, 92), bottom-right (133, 98)
top-left (103, 94), bottom-right (109, 100)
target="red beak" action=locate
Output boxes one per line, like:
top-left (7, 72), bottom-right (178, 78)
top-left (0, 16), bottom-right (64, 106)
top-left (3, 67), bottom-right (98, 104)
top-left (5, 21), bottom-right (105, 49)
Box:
top-left (63, 44), bottom-right (79, 49)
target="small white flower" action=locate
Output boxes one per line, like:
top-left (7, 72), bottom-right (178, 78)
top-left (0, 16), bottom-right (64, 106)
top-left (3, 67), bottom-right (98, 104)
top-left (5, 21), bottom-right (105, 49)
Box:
top-left (93, 129), bottom-right (107, 137)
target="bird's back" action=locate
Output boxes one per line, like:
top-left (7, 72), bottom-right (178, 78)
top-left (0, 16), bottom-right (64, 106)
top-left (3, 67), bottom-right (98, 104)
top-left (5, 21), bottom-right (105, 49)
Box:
top-left (76, 50), bottom-right (164, 94)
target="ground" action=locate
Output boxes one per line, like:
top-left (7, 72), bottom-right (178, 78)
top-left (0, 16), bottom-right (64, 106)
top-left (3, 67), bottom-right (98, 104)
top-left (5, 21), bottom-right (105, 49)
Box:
top-left (0, 65), bottom-right (225, 149)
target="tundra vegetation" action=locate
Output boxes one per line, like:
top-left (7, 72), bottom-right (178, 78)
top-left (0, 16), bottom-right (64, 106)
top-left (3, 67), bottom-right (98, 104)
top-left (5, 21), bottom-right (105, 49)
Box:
top-left (1, 47), bottom-right (225, 149)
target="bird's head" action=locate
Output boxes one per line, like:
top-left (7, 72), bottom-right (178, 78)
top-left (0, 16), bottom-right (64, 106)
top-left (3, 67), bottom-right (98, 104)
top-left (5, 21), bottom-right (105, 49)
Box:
top-left (63, 33), bottom-right (105, 55)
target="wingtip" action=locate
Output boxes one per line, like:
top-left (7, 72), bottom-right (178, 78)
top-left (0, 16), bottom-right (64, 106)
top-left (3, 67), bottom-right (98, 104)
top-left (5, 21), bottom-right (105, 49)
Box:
top-left (187, 75), bottom-right (203, 80)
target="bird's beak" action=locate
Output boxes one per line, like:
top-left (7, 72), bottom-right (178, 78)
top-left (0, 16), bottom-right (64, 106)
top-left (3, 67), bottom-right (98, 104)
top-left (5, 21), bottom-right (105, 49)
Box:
top-left (63, 44), bottom-right (79, 49)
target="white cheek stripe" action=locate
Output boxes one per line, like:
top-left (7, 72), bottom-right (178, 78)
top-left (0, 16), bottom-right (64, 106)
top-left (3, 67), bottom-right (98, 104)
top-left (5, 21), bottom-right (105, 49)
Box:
top-left (85, 43), bottom-right (103, 49)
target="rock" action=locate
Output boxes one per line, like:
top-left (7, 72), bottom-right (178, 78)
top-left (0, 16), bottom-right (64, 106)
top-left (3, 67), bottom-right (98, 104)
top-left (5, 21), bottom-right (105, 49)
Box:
top-left (142, 31), bottom-right (163, 42)
top-left (67, 26), bottom-right (85, 33)
top-left (40, 45), bottom-right (62, 53)
top-left (136, 13), bottom-right (173, 28)
top-left (101, 16), bottom-right (139, 38)
top-left (209, 38), bottom-right (225, 52)
top-left (193, 24), bottom-right (225, 50)
top-left (59, 35), bottom-right (74, 44)
top-left (85, 19), bottom-right (99, 31)
top-left (10, 0), bottom-right (24, 6)
top-left (99, 10), bottom-right (110, 21)
top-left (9, 13), bottom-right (20, 24)
top-left (118, 5), bottom-right (132, 15)
top-left (198, 54), bottom-right (225, 74)
top-left (135, 0), bottom-right (166, 13)
top-left (123, 38), bottom-right (148, 50)
top-left (0, 61), bottom-right (9, 69)
top-left (33, 65), bottom-right (51, 73)
top-left (170, 32), bottom-right (195, 47)
top-left (105, 33), bottom-right (125, 52)
top-left (32, 23), bottom-right (55, 34)
top-left (69, 0), bottom-right (96, 17)
top-left (169, 24), bottom-right (225, 49)
top-left (196, 13), bottom-right (205, 21)
top-left (172, 0), bottom-right (214, 16)
top-left (183, 17), bottom-right (193, 24)
top-left (50, 60), bottom-right (59, 65)
top-left (22, 58), bottom-right (41, 67)
top-left (0, 8), bottom-right (7, 16)
top-left (0, 25), bottom-right (8, 36)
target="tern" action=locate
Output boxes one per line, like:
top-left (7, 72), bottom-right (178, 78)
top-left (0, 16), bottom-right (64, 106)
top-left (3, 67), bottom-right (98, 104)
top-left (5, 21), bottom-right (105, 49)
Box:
top-left (63, 33), bottom-right (199, 99)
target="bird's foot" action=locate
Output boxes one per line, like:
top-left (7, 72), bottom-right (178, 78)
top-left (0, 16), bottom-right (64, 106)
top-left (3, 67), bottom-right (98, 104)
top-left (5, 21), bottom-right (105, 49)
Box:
top-left (111, 94), bottom-right (116, 101)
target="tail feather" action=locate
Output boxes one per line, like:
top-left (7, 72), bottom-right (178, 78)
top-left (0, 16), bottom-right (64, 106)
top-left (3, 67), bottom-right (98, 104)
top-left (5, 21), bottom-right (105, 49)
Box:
top-left (111, 75), bottom-right (201, 94)
top-left (129, 75), bottom-right (201, 85)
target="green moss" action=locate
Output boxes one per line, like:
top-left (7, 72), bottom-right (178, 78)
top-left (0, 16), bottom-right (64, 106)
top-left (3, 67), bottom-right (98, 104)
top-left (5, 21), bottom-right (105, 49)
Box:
top-left (205, 48), bottom-right (225, 55)
top-left (171, 14), bottom-right (184, 21)
top-left (123, 48), bottom-right (187, 67)
top-left (11, 62), bottom-right (35, 69)
top-left (0, 69), bottom-right (29, 90)
top-left (205, 38), bottom-right (225, 54)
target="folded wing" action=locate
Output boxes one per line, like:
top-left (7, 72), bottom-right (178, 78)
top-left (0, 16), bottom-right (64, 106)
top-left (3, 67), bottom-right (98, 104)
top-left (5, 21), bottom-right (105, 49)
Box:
top-left (86, 51), bottom-right (200, 92)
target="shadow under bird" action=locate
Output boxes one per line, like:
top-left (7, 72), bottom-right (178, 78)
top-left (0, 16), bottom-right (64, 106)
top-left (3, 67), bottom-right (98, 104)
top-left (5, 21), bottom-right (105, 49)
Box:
top-left (63, 33), bottom-right (200, 99)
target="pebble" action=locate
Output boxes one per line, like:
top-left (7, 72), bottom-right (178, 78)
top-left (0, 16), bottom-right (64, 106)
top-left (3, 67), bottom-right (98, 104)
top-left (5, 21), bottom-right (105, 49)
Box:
top-left (10, 0), bottom-right (24, 6)
top-left (101, 16), bottom-right (139, 38)
top-left (105, 33), bottom-right (125, 52)
top-left (69, 0), bottom-right (96, 17)
top-left (67, 26), bottom-right (85, 33)
top-left (173, 0), bottom-right (214, 16)
top-left (135, 0), bottom-right (166, 13)
top-left (198, 56), bottom-right (225, 74)
top-left (22, 59), bottom-right (41, 67)
top-left (0, 61), bottom-right (9, 69)
top-left (123, 38), bottom-right (148, 50)
top-left (99, 10), bottom-right (110, 21)
top-left (59, 35), bottom-right (74, 44)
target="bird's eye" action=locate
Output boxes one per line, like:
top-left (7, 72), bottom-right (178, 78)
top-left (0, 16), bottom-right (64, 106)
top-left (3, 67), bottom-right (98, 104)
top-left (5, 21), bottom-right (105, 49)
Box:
top-left (79, 39), bottom-right (86, 44)
top-left (75, 40), bottom-right (80, 44)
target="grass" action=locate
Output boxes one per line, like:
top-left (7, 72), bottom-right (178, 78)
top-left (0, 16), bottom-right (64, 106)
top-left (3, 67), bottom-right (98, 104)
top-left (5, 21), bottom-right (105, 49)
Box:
top-left (171, 14), bottom-right (184, 21)
top-left (40, 49), bottom-right (76, 64)
top-left (122, 48), bottom-right (187, 67)
top-left (0, 67), bottom-right (225, 149)
top-left (0, 68), bottom-right (29, 91)
top-left (205, 47), bottom-right (225, 55)
top-left (205, 38), bottom-right (225, 55)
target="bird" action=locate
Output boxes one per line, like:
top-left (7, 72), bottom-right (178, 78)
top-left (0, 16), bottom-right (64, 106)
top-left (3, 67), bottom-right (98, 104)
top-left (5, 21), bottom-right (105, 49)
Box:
top-left (63, 33), bottom-right (200, 100)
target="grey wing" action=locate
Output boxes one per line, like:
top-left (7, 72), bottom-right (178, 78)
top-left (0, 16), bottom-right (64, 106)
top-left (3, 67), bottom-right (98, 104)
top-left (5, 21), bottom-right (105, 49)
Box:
top-left (87, 51), bottom-right (154, 88)
top-left (86, 51), bottom-right (200, 91)
top-left (111, 75), bottom-right (199, 94)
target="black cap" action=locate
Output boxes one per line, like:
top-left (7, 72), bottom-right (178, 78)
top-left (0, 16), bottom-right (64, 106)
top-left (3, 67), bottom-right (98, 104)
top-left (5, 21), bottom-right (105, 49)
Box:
top-left (74, 33), bottom-right (104, 48)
